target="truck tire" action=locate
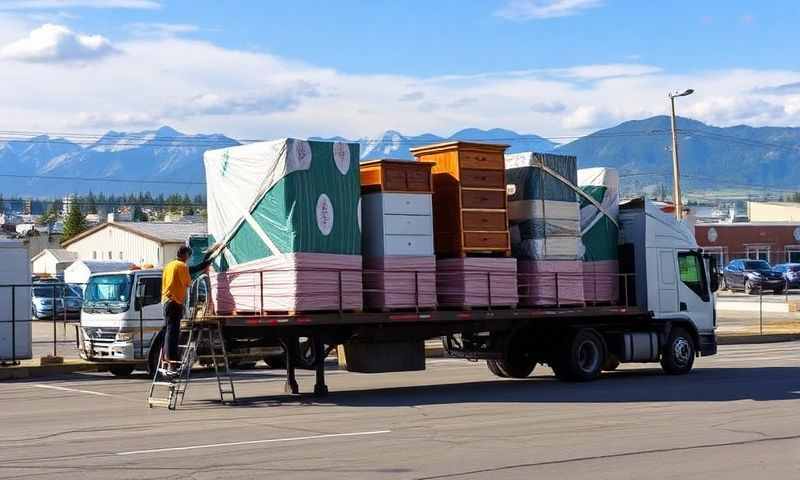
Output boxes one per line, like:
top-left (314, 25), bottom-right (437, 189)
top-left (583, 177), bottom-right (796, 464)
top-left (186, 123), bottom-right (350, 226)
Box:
top-left (109, 365), bottom-right (135, 377)
top-left (550, 328), bottom-right (606, 382)
top-left (660, 327), bottom-right (695, 375)
top-left (146, 333), bottom-right (164, 376)
top-left (486, 359), bottom-right (508, 378)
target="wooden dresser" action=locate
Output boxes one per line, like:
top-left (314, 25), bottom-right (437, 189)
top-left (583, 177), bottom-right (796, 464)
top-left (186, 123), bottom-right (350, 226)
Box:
top-left (410, 142), bottom-right (510, 257)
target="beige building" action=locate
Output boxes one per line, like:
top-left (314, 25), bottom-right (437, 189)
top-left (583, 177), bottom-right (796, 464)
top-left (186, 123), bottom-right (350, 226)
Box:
top-left (30, 249), bottom-right (77, 275)
top-left (61, 221), bottom-right (206, 266)
top-left (747, 201), bottom-right (800, 222)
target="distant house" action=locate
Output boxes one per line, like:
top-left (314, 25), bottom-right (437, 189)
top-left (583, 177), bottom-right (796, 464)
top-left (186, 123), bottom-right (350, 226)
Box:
top-left (31, 249), bottom-right (78, 275)
top-left (61, 220), bottom-right (207, 266)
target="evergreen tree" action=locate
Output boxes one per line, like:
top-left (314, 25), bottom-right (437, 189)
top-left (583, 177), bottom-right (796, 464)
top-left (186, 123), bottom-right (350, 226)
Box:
top-left (86, 191), bottom-right (98, 214)
top-left (62, 202), bottom-right (88, 242)
top-left (0, 194), bottom-right (4, 213)
top-left (38, 200), bottom-right (61, 226)
top-left (133, 205), bottom-right (147, 222)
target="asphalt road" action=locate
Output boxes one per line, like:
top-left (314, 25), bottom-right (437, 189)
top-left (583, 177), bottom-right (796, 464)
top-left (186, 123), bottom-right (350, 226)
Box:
top-left (1, 342), bottom-right (799, 479)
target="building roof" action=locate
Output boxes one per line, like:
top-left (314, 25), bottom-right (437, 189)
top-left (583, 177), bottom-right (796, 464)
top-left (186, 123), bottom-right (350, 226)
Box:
top-left (32, 248), bottom-right (78, 263)
top-left (62, 221), bottom-right (207, 247)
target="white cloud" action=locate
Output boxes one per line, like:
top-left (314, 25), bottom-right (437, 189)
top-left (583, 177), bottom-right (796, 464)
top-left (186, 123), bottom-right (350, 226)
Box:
top-left (1, 16), bottom-right (800, 141)
top-left (0, 1), bottom-right (159, 10)
top-left (0, 23), bottom-right (116, 62)
top-left (126, 22), bottom-right (199, 38)
top-left (496, 0), bottom-right (603, 20)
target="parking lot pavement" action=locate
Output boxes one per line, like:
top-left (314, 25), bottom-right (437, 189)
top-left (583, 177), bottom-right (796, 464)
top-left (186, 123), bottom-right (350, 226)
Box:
top-left (0, 342), bottom-right (798, 479)
top-left (31, 320), bottom-right (80, 359)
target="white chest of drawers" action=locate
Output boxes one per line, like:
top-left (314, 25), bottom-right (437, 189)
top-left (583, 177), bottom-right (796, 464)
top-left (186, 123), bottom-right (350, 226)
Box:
top-left (361, 192), bottom-right (434, 256)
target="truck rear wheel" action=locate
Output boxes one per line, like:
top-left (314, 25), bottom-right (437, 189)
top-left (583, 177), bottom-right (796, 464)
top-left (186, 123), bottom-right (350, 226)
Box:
top-left (550, 328), bottom-right (606, 382)
top-left (486, 359), bottom-right (508, 378)
top-left (660, 327), bottom-right (695, 375)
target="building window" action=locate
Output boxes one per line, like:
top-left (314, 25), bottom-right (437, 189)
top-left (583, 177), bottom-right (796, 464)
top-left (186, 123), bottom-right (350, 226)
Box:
top-left (92, 251), bottom-right (97, 259)
top-left (119, 251), bottom-right (124, 260)
top-left (746, 246), bottom-right (770, 263)
top-left (785, 246), bottom-right (800, 263)
top-left (703, 246), bottom-right (725, 268)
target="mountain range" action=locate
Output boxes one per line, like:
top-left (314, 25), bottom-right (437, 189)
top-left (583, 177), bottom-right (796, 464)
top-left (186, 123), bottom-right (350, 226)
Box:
top-left (1, 116), bottom-right (799, 197)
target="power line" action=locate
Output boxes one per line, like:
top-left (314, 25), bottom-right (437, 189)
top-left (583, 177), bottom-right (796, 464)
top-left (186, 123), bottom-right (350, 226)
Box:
top-left (0, 173), bottom-right (205, 185)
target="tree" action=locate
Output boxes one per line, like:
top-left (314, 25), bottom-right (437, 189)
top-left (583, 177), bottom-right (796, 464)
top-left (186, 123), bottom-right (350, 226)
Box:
top-left (86, 191), bottom-right (98, 214)
top-left (133, 205), bottom-right (148, 222)
top-left (38, 201), bottom-right (61, 226)
top-left (62, 202), bottom-right (88, 242)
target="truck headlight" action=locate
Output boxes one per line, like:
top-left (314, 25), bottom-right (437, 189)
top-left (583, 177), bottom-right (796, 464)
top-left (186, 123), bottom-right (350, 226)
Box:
top-left (115, 332), bottom-right (134, 342)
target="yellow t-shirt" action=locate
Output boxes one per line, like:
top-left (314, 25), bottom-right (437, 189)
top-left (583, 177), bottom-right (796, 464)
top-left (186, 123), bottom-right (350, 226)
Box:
top-left (162, 260), bottom-right (191, 305)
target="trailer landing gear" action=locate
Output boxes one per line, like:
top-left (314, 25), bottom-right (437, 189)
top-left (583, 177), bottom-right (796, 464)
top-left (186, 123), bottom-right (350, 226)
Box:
top-left (313, 336), bottom-right (328, 397)
top-left (283, 338), bottom-right (300, 395)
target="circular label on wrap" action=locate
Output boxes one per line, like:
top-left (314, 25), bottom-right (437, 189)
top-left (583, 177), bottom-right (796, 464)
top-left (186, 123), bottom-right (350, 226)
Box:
top-left (707, 227), bottom-right (718, 243)
top-left (288, 139), bottom-right (312, 172)
top-left (333, 142), bottom-right (350, 175)
top-left (316, 193), bottom-right (334, 236)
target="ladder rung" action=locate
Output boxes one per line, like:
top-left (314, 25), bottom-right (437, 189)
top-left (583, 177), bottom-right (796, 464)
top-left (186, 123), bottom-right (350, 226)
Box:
top-left (148, 399), bottom-right (171, 406)
top-left (152, 382), bottom-right (176, 387)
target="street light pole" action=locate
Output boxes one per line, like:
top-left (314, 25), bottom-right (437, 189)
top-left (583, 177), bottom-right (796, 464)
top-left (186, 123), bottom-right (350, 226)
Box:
top-left (668, 88), bottom-right (694, 221)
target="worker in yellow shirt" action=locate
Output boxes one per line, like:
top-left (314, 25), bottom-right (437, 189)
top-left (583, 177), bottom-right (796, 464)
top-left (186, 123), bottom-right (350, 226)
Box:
top-left (161, 245), bottom-right (213, 371)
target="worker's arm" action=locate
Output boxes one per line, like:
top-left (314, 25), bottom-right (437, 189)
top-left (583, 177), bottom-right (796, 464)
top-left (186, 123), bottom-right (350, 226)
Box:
top-left (188, 258), bottom-right (212, 275)
top-left (188, 242), bottom-right (222, 275)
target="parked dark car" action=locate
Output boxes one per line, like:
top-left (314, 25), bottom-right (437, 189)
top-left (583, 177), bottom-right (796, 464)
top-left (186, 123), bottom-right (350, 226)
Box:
top-left (722, 259), bottom-right (786, 294)
top-left (772, 263), bottom-right (800, 289)
top-left (31, 284), bottom-right (83, 320)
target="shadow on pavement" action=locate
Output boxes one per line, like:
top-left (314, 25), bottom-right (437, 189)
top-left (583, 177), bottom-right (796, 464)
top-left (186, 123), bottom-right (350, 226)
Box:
top-left (217, 366), bottom-right (800, 409)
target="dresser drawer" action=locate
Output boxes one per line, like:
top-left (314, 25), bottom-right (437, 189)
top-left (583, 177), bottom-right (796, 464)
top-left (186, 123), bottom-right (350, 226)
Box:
top-left (463, 231), bottom-right (509, 250)
top-left (382, 165), bottom-right (407, 191)
top-left (461, 189), bottom-right (505, 209)
top-left (462, 211), bottom-right (507, 231)
top-left (384, 234), bottom-right (435, 256)
top-left (405, 167), bottom-right (433, 192)
top-left (460, 169), bottom-right (505, 187)
top-left (459, 151), bottom-right (504, 170)
top-left (383, 214), bottom-right (433, 235)
top-left (382, 193), bottom-right (432, 215)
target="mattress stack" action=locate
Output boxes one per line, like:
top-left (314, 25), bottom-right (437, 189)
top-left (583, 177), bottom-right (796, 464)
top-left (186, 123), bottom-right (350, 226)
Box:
top-left (411, 142), bottom-right (518, 309)
top-left (578, 168), bottom-right (620, 304)
top-left (505, 152), bottom-right (584, 306)
top-left (360, 160), bottom-right (437, 310)
top-left (204, 138), bottom-right (363, 313)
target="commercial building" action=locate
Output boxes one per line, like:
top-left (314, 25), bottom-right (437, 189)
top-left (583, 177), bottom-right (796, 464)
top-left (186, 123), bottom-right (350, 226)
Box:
top-left (61, 221), bottom-right (206, 266)
top-left (747, 201), bottom-right (800, 222)
top-left (695, 222), bottom-right (800, 267)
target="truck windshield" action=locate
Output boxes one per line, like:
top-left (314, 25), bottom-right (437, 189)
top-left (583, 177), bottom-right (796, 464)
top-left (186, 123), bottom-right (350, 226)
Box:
top-left (84, 274), bottom-right (133, 312)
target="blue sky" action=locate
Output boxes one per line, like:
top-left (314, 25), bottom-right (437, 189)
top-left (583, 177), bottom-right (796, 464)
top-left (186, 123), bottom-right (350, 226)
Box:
top-left (0, 0), bottom-right (798, 139)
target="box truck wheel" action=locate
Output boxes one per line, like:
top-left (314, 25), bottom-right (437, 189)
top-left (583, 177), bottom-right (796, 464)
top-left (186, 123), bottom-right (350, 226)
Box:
top-left (486, 359), bottom-right (508, 378)
top-left (660, 327), bottom-right (695, 375)
top-left (146, 332), bottom-right (164, 376)
top-left (109, 365), bottom-right (135, 377)
top-left (550, 328), bottom-right (606, 382)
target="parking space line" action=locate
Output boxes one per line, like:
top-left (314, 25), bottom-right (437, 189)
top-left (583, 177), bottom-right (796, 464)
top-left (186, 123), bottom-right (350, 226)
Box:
top-left (32, 384), bottom-right (114, 397)
top-left (115, 430), bottom-right (392, 456)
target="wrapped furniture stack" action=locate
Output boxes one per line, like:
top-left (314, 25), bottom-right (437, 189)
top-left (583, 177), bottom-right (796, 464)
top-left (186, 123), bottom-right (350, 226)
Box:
top-left (204, 138), bottom-right (363, 313)
top-left (506, 152), bottom-right (584, 306)
top-left (411, 142), bottom-right (518, 308)
top-left (578, 167), bottom-right (620, 304)
top-left (360, 160), bottom-right (437, 310)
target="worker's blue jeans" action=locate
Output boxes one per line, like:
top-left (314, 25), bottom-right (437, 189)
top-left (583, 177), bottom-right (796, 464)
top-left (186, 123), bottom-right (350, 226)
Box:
top-left (162, 301), bottom-right (183, 362)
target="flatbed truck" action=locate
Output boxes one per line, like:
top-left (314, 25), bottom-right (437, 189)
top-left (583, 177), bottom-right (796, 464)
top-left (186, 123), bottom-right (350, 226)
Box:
top-left (79, 198), bottom-right (718, 395)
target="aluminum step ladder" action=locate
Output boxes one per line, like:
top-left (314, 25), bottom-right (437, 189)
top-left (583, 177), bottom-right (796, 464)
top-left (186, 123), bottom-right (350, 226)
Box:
top-left (147, 321), bottom-right (237, 410)
top-left (147, 276), bottom-right (236, 410)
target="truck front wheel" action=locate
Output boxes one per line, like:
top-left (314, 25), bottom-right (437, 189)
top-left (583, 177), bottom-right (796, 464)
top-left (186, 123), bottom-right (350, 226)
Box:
top-left (550, 328), bottom-right (606, 382)
top-left (109, 365), bottom-right (135, 377)
top-left (660, 327), bottom-right (695, 375)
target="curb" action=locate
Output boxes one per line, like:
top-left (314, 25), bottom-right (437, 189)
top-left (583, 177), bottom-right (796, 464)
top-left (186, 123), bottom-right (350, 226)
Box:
top-left (718, 333), bottom-right (800, 345)
top-left (0, 360), bottom-right (113, 381)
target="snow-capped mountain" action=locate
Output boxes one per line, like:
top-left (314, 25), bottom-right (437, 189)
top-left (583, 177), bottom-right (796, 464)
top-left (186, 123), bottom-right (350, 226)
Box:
top-left (0, 126), bottom-right (238, 196)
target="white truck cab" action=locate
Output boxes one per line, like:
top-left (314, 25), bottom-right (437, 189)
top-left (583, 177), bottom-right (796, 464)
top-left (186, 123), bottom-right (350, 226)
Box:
top-left (620, 198), bottom-right (718, 357)
top-left (78, 268), bottom-right (165, 375)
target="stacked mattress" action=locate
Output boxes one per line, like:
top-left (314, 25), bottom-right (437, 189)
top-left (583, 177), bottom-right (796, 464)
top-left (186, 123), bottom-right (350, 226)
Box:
top-left (360, 160), bottom-right (436, 309)
top-left (506, 152), bottom-right (584, 306)
top-left (578, 167), bottom-right (620, 304)
top-left (204, 138), bottom-right (363, 313)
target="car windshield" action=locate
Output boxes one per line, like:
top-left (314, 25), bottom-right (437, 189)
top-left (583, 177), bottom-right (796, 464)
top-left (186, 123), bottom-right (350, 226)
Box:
top-left (32, 285), bottom-right (75, 298)
top-left (84, 274), bottom-right (133, 306)
top-left (743, 260), bottom-right (770, 270)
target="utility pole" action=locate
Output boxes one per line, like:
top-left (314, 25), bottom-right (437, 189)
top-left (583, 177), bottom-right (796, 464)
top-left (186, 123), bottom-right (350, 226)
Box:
top-left (668, 89), bottom-right (694, 221)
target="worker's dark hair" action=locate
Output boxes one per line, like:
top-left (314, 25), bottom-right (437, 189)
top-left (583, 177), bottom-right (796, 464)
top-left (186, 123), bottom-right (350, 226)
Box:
top-left (177, 245), bottom-right (192, 259)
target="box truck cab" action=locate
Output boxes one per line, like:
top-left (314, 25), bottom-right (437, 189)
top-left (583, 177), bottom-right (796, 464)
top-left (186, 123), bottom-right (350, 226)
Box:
top-left (79, 267), bottom-right (283, 376)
